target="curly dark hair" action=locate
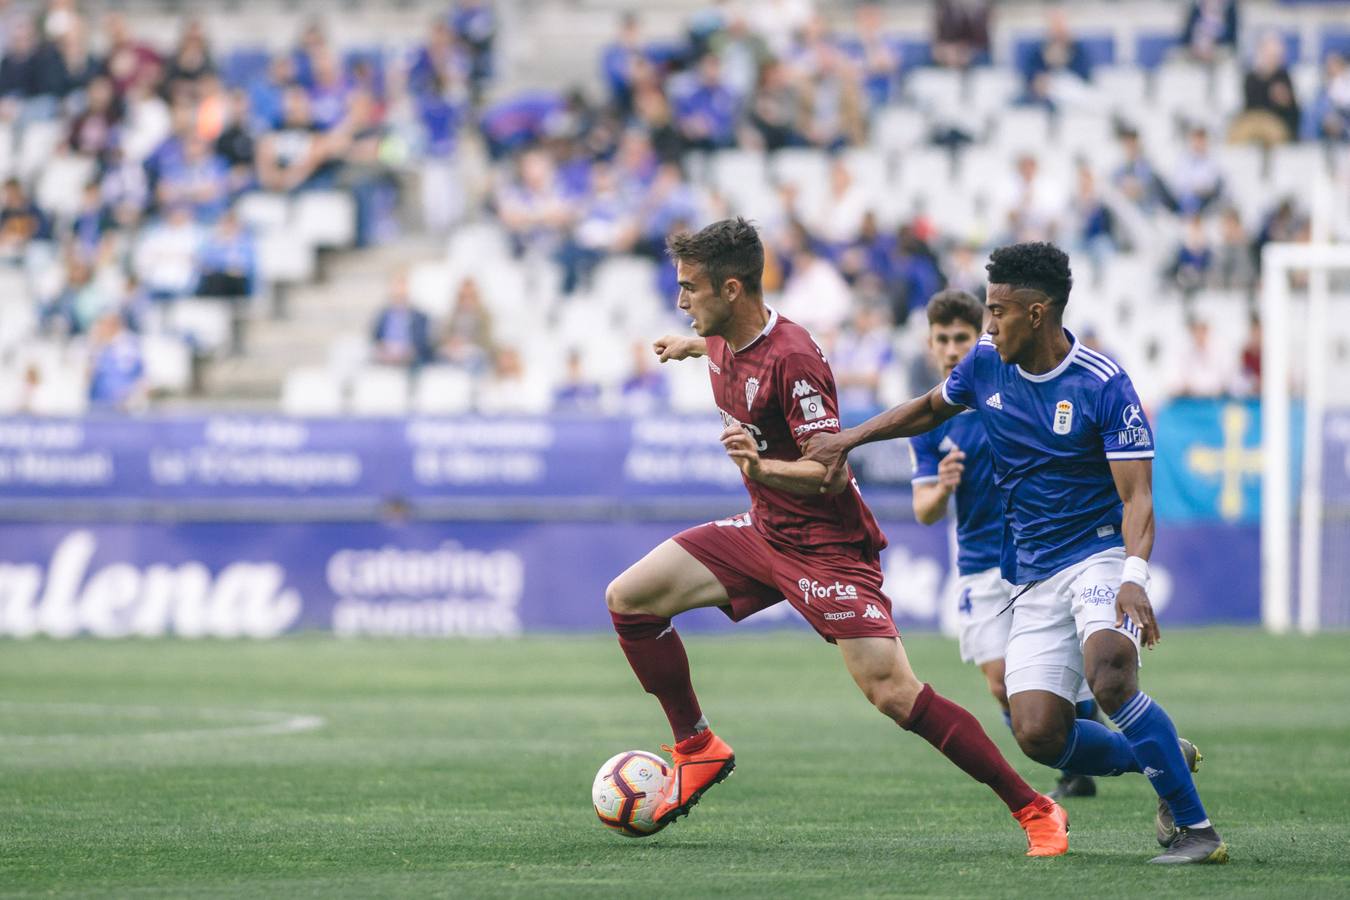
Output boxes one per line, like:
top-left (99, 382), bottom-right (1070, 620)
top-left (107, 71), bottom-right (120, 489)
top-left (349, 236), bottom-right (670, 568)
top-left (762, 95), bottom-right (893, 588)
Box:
top-left (666, 217), bottom-right (763, 298)
top-left (985, 242), bottom-right (1073, 308)
top-left (926, 289), bottom-right (985, 332)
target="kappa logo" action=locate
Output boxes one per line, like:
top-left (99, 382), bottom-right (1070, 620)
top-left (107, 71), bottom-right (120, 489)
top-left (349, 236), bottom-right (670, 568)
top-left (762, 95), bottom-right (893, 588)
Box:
top-left (985, 393), bottom-right (1003, 410)
top-left (862, 604), bottom-right (885, 620)
top-left (791, 379), bottom-right (817, 399)
top-left (707, 359), bottom-right (721, 375)
top-left (745, 377), bottom-right (760, 408)
top-left (823, 610), bottom-right (856, 621)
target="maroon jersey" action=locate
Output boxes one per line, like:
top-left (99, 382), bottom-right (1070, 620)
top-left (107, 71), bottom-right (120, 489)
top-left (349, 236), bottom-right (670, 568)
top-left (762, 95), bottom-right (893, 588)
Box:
top-left (704, 309), bottom-right (887, 555)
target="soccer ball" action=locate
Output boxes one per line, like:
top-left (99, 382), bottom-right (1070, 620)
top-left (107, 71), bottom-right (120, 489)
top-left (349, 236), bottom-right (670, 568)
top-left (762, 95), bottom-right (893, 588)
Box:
top-left (592, 750), bottom-right (671, 837)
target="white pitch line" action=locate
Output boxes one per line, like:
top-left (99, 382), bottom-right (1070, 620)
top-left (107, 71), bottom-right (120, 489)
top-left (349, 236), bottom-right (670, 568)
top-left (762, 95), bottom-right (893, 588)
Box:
top-left (0, 701), bottom-right (326, 743)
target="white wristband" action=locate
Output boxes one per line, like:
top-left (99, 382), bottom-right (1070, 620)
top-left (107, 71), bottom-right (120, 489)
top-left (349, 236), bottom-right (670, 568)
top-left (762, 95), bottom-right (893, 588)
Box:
top-left (1121, 556), bottom-right (1149, 588)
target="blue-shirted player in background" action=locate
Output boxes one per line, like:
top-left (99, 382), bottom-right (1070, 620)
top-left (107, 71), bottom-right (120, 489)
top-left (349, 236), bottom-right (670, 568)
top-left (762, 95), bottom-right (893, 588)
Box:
top-left (809, 243), bottom-right (1227, 865)
top-left (910, 289), bottom-right (1100, 801)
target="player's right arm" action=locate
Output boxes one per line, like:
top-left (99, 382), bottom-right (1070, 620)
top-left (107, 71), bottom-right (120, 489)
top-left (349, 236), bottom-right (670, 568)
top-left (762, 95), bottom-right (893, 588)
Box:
top-left (653, 335), bottom-right (707, 362)
top-left (806, 385), bottom-right (964, 491)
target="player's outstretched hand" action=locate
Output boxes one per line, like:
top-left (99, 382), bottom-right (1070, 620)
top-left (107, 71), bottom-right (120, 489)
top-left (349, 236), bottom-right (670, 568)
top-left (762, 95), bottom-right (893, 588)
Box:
top-left (653, 335), bottom-right (704, 363)
top-left (938, 447), bottom-right (965, 489)
top-left (802, 432), bottom-right (849, 492)
top-left (720, 424), bottom-right (760, 480)
top-left (1116, 582), bottom-right (1160, 648)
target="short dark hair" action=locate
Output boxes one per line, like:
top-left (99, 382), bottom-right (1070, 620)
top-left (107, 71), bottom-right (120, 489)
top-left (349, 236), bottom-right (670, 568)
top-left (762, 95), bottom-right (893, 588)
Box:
top-left (666, 217), bottom-right (763, 298)
top-left (986, 242), bottom-right (1073, 308)
top-left (926, 289), bottom-right (984, 332)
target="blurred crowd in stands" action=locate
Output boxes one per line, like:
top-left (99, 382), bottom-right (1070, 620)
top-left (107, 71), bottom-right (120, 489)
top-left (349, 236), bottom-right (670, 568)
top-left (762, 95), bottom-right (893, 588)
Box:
top-left (0, 0), bottom-right (1346, 415)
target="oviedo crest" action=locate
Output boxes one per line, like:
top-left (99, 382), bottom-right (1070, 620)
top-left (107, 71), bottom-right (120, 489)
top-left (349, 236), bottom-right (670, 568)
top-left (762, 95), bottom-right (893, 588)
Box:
top-left (745, 377), bottom-right (760, 408)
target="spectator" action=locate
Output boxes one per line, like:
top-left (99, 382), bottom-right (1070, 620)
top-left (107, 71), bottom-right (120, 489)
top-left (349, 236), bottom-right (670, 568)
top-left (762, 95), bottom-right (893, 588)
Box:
top-left (673, 54), bottom-right (738, 151)
top-left (452, 0), bottom-right (498, 102)
top-left (164, 19), bottom-right (215, 90)
top-left (620, 339), bottom-right (669, 414)
top-left (832, 303), bottom-right (894, 420)
top-left (632, 83), bottom-right (685, 163)
top-left (87, 311), bottom-right (147, 411)
top-left (477, 345), bottom-right (552, 414)
top-left (799, 44), bottom-right (865, 149)
top-left (709, 12), bottom-right (770, 102)
top-left (553, 349), bottom-right (603, 413)
top-left (120, 73), bottom-right (172, 164)
top-left (56, 15), bottom-right (97, 98)
top-left (1023, 10), bottom-right (1092, 110)
top-left (196, 211), bottom-right (255, 298)
top-left (255, 86), bottom-right (335, 193)
top-left (0, 19), bottom-right (65, 118)
top-left (306, 48), bottom-right (349, 131)
top-left (100, 144), bottom-right (150, 229)
top-left (44, 256), bottom-right (111, 335)
top-left (68, 181), bottom-right (113, 261)
top-left (438, 276), bottom-right (494, 371)
top-left (748, 60), bottom-right (804, 151)
top-left (1070, 161), bottom-right (1116, 260)
top-left (215, 90), bottom-right (258, 193)
top-left (157, 136), bottom-right (231, 222)
top-left (132, 204), bottom-right (202, 299)
top-left (1230, 32), bottom-right (1300, 146)
top-left (1302, 52), bottom-right (1350, 142)
top-left (999, 154), bottom-right (1068, 241)
top-left (1168, 317), bottom-right (1235, 398)
top-left (1237, 313), bottom-right (1261, 396)
top-left (1181, 0), bottom-right (1237, 64)
top-left (853, 4), bottom-right (900, 109)
top-left (886, 224), bottom-right (946, 322)
top-left (779, 245), bottom-right (852, 334)
top-left (100, 13), bottom-right (162, 98)
top-left (942, 242), bottom-right (986, 299)
top-left (1212, 207), bottom-right (1256, 292)
top-left (371, 272), bottom-right (434, 368)
top-left (1167, 127), bottom-right (1223, 215)
top-left (0, 178), bottom-right (51, 262)
top-left (933, 0), bottom-right (991, 70)
top-left (805, 157), bottom-right (870, 246)
top-left (602, 12), bottom-right (646, 114)
top-left (496, 148), bottom-right (574, 257)
top-left (1170, 215), bottom-right (1213, 296)
top-left (414, 64), bottom-right (468, 233)
top-left (67, 75), bottom-right (122, 164)
top-left (1113, 126), bottom-right (1170, 214)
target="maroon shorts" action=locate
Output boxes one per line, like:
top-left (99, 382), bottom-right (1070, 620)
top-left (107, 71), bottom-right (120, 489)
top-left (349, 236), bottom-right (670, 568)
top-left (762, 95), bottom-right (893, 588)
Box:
top-left (672, 513), bottom-right (899, 643)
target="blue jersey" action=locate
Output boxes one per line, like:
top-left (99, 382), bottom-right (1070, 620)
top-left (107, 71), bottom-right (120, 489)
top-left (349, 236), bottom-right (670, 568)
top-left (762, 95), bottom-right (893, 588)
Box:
top-left (909, 412), bottom-right (1002, 576)
top-left (941, 332), bottom-right (1154, 583)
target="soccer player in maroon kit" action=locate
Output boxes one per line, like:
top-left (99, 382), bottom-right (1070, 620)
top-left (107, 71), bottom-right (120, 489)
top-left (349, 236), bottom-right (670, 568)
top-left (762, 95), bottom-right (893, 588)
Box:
top-left (606, 218), bottom-right (1069, 855)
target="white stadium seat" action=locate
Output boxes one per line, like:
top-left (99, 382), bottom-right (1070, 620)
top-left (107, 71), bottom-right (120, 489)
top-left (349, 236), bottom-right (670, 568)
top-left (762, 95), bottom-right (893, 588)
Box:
top-left (292, 190), bottom-right (357, 248)
top-left (168, 298), bottom-right (234, 356)
top-left (349, 365), bottom-right (410, 416)
top-left (281, 366), bottom-right (343, 416)
top-left (140, 333), bottom-right (193, 393)
top-left (413, 365), bottom-right (474, 415)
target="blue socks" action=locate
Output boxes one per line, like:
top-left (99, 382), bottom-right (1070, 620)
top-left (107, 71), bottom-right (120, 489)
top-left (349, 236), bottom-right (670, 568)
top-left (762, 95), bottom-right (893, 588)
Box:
top-left (1076, 698), bottom-right (1099, 720)
top-left (1053, 716), bottom-right (1142, 776)
top-left (1109, 692), bottom-right (1209, 828)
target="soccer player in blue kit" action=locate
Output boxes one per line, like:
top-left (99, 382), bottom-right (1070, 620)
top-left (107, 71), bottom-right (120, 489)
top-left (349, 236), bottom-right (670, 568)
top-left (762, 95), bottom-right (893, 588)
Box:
top-left (911, 289), bottom-right (1100, 801)
top-left (808, 243), bottom-right (1227, 864)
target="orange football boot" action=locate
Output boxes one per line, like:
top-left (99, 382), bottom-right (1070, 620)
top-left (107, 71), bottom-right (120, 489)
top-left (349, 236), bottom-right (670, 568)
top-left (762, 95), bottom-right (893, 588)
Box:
top-left (651, 730), bottom-right (736, 826)
top-left (1013, 794), bottom-right (1070, 857)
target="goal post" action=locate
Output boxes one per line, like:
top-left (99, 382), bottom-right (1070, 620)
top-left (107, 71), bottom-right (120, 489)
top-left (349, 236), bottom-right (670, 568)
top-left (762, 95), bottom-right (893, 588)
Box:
top-left (1261, 239), bottom-right (1350, 634)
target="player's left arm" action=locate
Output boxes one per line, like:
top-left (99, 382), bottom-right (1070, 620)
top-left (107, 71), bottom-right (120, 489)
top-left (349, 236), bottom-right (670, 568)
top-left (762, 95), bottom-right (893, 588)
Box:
top-left (721, 425), bottom-right (841, 495)
top-left (1100, 371), bottom-right (1161, 647)
top-left (1110, 458), bottom-right (1160, 648)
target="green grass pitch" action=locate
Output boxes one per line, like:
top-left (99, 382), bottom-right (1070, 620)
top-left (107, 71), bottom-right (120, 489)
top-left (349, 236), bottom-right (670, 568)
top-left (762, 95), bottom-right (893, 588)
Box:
top-left (2, 629), bottom-right (1348, 898)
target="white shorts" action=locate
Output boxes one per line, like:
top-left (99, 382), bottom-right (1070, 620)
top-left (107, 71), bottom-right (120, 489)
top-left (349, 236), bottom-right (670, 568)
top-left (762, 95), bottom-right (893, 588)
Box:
top-left (955, 567), bottom-right (1015, 666)
top-left (1003, 547), bottom-right (1141, 704)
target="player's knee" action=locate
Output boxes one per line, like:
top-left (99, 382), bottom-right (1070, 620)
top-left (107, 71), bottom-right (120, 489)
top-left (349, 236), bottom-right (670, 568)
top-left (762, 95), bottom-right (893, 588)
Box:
top-left (1085, 652), bottom-right (1138, 714)
top-left (864, 674), bottom-right (923, 723)
top-left (1012, 715), bottom-right (1068, 766)
top-left (984, 672), bottom-right (1009, 710)
top-left (605, 577), bottom-right (643, 615)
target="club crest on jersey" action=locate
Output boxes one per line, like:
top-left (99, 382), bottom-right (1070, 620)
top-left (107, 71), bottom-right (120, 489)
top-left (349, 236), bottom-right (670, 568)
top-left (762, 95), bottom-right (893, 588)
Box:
top-left (1053, 399), bottom-right (1074, 435)
top-left (745, 377), bottom-right (760, 408)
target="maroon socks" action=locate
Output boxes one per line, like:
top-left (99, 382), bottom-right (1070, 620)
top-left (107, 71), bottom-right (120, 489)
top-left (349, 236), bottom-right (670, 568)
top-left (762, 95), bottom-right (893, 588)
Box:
top-left (611, 611), bottom-right (704, 742)
top-left (902, 683), bottom-right (1039, 813)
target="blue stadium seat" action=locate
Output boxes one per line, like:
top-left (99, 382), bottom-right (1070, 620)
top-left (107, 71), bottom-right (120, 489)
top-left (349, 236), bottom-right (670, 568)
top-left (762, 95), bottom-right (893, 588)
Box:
top-left (1319, 29), bottom-right (1350, 62)
top-left (223, 48), bottom-right (272, 89)
top-left (1135, 32), bottom-right (1178, 69)
top-left (887, 36), bottom-right (933, 71)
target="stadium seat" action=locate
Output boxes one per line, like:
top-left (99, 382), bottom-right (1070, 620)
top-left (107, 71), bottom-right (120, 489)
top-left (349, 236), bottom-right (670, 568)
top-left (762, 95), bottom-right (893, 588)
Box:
top-left (36, 155), bottom-right (96, 220)
top-left (967, 67), bottom-right (1019, 119)
top-left (349, 365), bottom-right (411, 416)
top-left (446, 221), bottom-right (511, 267)
top-left (292, 191), bottom-right (357, 249)
top-left (168, 298), bottom-right (235, 356)
top-left (1057, 111), bottom-right (1118, 162)
top-left (1093, 65), bottom-right (1147, 112)
top-left (1153, 62), bottom-right (1211, 120)
top-left (30, 362), bottom-right (88, 416)
top-left (16, 121), bottom-right (64, 181)
top-left (991, 107), bottom-right (1052, 157)
top-left (256, 228), bottom-right (316, 285)
top-left (326, 333), bottom-right (370, 382)
top-left (140, 333), bottom-right (193, 393)
top-left (408, 261), bottom-right (456, 318)
top-left (894, 147), bottom-right (952, 208)
top-left (872, 106), bottom-right (927, 154)
top-left (1270, 144), bottom-right (1331, 198)
top-left (907, 68), bottom-right (962, 116)
top-left (413, 365), bottom-right (474, 415)
top-left (236, 193), bottom-right (291, 232)
top-left (280, 367), bottom-right (343, 416)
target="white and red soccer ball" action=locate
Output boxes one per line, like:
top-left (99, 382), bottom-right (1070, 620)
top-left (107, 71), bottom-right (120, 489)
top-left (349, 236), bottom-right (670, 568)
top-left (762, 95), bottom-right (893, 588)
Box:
top-left (592, 750), bottom-right (671, 837)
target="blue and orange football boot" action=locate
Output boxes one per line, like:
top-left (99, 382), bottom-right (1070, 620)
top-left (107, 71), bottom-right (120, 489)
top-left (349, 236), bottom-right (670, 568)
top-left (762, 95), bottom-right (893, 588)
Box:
top-left (651, 729), bottom-right (736, 826)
